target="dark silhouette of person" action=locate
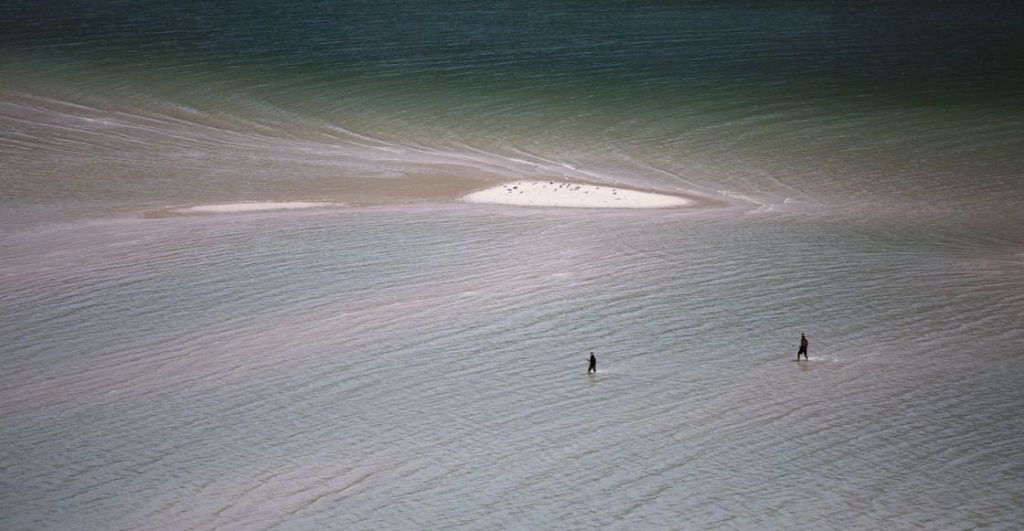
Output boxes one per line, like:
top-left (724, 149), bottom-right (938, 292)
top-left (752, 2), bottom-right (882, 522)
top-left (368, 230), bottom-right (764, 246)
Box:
top-left (797, 333), bottom-right (809, 361)
top-left (587, 352), bottom-right (597, 373)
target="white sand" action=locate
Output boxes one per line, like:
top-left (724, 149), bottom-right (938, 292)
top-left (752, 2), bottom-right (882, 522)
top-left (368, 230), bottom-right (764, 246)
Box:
top-left (462, 180), bottom-right (694, 208)
top-left (172, 202), bottom-right (338, 214)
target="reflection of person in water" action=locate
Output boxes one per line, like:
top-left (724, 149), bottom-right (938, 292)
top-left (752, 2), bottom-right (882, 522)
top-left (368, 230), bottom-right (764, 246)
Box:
top-left (587, 352), bottom-right (597, 373)
top-left (797, 333), bottom-right (809, 361)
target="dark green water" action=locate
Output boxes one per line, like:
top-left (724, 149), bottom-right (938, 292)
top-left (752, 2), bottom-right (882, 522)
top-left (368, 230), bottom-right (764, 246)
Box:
top-left (2, 1), bottom-right (1022, 208)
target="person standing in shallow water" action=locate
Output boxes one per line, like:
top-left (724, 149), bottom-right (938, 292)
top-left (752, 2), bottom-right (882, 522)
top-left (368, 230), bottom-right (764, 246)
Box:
top-left (797, 333), bottom-right (809, 361)
top-left (587, 352), bottom-right (597, 373)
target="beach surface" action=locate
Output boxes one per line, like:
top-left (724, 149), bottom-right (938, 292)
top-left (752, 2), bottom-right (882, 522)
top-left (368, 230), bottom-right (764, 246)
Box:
top-left (462, 180), bottom-right (694, 208)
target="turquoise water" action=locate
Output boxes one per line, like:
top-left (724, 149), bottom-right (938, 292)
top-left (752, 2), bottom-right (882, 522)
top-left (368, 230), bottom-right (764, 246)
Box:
top-left (2, 2), bottom-right (1023, 529)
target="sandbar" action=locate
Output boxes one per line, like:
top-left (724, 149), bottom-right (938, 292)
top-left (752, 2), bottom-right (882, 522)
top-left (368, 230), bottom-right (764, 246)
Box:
top-left (462, 180), bottom-right (694, 208)
top-left (171, 202), bottom-right (338, 214)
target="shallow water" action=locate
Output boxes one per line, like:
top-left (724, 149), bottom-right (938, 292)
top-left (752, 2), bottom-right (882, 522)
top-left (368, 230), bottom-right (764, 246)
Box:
top-left (2, 1), bottom-right (1023, 529)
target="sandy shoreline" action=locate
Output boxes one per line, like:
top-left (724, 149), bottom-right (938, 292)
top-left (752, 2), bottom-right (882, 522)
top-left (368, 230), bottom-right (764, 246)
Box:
top-left (141, 179), bottom-right (705, 218)
top-left (462, 180), bottom-right (695, 209)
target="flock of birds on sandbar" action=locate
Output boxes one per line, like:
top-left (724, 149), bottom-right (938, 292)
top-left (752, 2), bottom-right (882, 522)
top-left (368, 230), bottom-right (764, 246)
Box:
top-left (501, 181), bottom-right (623, 199)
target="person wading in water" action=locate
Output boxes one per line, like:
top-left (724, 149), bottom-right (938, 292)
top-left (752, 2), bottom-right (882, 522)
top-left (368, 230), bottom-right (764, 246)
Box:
top-left (587, 352), bottom-right (597, 374)
top-left (797, 333), bottom-right (809, 361)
